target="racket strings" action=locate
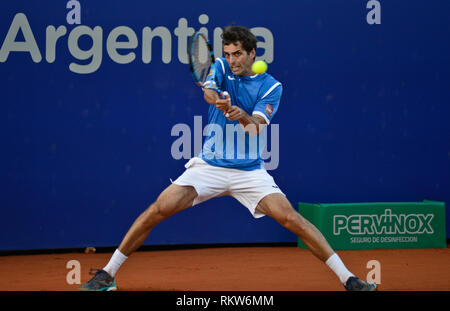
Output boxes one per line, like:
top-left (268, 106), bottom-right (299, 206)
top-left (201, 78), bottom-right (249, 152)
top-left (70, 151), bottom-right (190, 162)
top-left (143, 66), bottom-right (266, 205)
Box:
top-left (192, 37), bottom-right (212, 84)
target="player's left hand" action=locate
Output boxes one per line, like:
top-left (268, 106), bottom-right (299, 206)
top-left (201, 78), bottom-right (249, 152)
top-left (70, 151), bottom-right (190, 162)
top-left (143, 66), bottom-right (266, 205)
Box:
top-left (225, 105), bottom-right (244, 121)
top-left (215, 92), bottom-right (231, 112)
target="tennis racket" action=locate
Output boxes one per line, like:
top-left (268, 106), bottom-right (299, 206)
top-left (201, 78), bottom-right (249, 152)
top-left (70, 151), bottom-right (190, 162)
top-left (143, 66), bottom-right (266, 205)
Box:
top-left (188, 31), bottom-right (229, 114)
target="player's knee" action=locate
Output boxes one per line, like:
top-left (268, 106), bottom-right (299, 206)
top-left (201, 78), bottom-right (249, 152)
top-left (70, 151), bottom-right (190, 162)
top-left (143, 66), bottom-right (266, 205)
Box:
top-left (283, 211), bottom-right (307, 232)
top-left (140, 201), bottom-right (169, 227)
top-left (151, 198), bottom-right (175, 219)
top-left (283, 211), bottom-right (297, 226)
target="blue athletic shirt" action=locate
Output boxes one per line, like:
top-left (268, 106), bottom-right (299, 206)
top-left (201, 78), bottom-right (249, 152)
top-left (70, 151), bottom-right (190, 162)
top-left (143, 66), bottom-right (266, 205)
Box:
top-left (200, 57), bottom-right (282, 171)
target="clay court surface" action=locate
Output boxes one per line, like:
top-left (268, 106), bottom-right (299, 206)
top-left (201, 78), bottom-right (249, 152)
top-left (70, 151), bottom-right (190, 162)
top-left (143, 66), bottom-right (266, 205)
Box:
top-left (0, 246), bottom-right (449, 291)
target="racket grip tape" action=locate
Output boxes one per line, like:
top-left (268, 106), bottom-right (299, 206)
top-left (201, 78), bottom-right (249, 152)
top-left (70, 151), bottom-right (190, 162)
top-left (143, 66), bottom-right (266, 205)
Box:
top-left (220, 91), bottom-right (230, 117)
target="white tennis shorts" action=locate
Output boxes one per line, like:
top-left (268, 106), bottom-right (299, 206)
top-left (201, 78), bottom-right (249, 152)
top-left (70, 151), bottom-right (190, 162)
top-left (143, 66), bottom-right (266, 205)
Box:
top-left (172, 157), bottom-right (285, 218)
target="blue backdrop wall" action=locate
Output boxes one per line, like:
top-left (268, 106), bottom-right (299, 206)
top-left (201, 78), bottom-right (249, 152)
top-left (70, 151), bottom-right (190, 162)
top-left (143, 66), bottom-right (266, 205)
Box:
top-left (1, 1), bottom-right (449, 251)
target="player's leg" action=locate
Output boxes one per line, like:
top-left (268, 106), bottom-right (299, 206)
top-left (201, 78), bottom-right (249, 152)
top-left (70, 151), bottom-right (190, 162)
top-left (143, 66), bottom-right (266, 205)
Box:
top-left (255, 193), bottom-right (376, 290)
top-left (80, 183), bottom-right (197, 291)
top-left (81, 157), bottom-right (231, 291)
top-left (117, 183), bottom-right (198, 256)
top-left (255, 193), bottom-right (334, 261)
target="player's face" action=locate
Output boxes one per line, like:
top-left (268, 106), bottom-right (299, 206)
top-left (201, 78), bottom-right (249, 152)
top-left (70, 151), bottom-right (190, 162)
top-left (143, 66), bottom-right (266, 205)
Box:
top-left (223, 41), bottom-right (255, 76)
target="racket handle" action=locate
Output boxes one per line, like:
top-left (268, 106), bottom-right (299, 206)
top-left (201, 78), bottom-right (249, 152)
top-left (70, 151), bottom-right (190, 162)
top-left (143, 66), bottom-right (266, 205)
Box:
top-left (219, 91), bottom-right (229, 99)
top-left (219, 91), bottom-right (230, 117)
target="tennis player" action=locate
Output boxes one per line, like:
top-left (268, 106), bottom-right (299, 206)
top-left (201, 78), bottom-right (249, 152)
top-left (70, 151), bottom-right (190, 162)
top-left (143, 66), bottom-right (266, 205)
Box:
top-left (80, 25), bottom-right (376, 291)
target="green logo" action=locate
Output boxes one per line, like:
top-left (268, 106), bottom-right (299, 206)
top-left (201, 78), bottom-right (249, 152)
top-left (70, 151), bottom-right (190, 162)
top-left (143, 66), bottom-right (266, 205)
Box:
top-left (333, 209), bottom-right (434, 235)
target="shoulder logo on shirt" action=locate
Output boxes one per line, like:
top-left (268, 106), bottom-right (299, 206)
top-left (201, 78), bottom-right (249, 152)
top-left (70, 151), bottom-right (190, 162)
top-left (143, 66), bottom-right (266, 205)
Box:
top-left (265, 104), bottom-right (274, 117)
top-left (227, 75), bottom-right (235, 80)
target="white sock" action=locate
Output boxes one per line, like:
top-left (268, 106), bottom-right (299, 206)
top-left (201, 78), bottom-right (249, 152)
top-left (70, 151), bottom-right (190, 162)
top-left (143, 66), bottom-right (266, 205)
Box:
top-left (325, 253), bottom-right (354, 284)
top-left (103, 249), bottom-right (128, 278)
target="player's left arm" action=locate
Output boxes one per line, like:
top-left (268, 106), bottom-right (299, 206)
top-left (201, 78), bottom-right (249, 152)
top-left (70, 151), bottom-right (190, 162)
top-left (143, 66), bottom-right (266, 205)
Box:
top-left (229, 81), bottom-right (282, 136)
top-left (226, 107), bottom-right (267, 136)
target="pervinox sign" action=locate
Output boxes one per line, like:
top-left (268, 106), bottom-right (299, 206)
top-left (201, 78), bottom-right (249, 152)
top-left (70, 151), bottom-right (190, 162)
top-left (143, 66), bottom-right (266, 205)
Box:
top-left (298, 201), bottom-right (446, 250)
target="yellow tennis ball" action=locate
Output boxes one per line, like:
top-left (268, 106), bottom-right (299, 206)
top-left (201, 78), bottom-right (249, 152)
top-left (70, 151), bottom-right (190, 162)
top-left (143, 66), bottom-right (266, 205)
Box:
top-left (252, 60), bottom-right (268, 74)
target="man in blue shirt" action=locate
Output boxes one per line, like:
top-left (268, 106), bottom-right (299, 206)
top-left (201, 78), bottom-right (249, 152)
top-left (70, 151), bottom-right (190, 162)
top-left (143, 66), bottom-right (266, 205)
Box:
top-left (80, 26), bottom-right (376, 292)
top-left (200, 52), bottom-right (282, 170)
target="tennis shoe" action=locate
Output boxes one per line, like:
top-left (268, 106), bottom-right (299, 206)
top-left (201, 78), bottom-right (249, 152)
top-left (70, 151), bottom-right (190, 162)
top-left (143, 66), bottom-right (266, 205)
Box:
top-left (344, 276), bottom-right (377, 291)
top-left (79, 269), bottom-right (117, 291)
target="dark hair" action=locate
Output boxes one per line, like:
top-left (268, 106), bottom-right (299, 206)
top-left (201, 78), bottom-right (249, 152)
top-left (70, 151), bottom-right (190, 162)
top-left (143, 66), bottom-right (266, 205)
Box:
top-left (221, 25), bottom-right (257, 56)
